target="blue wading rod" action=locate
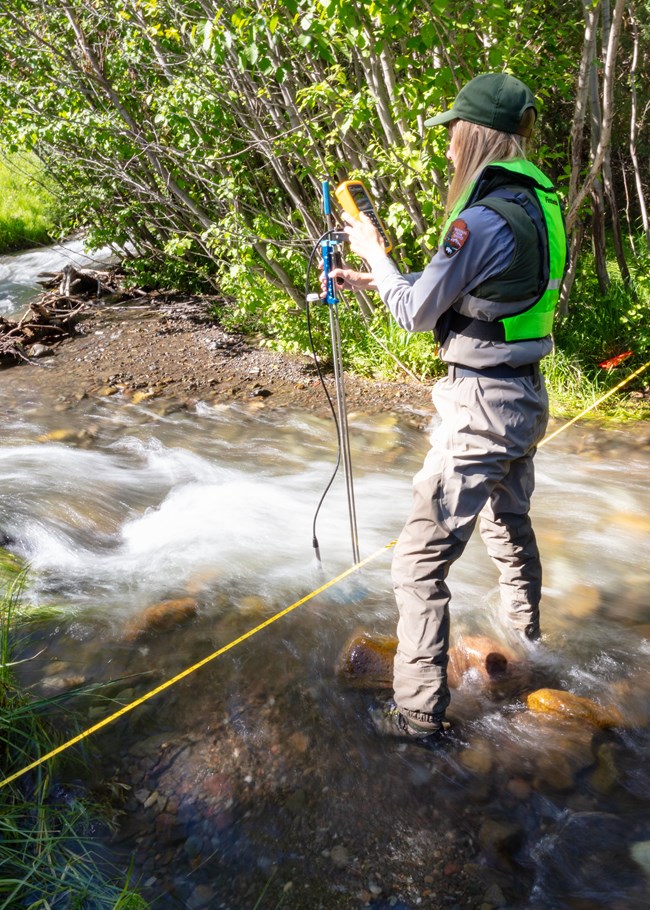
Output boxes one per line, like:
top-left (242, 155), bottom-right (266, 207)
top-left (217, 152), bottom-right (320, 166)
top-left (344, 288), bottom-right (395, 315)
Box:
top-left (321, 179), bottom-right (361, 565)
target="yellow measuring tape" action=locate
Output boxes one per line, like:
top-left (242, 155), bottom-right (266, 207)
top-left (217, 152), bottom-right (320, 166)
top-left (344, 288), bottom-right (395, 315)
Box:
top-left (541, 357), bottom-right (650, 447)
top-left (1, 542), bottom-right (396, 789)
top-left (2, 358), bottom-right (649, 790)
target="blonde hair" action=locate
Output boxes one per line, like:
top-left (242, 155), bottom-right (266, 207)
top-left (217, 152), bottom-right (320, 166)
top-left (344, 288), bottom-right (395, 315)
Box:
top-left (446, 120), bottom-right (527, 215)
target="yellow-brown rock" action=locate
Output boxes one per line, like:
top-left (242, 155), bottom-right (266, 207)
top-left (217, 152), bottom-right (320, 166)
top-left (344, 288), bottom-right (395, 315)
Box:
top-left (458, 737), bottom-right (494, 775)
top-left (336, 631), bottom-right (396, 689)
top-left (131, 389), bottom-right (156, 404)
top-left (589, 742), bottom-right (622, 794)
top-left (526, 688), bottom-right (625, 728)
top-left (124, 597), bottom-right (198, 641)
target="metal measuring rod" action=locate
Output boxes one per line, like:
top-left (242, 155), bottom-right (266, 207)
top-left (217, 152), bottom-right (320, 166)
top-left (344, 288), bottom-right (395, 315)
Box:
top-left (318, 179), bottom-right (361, 566)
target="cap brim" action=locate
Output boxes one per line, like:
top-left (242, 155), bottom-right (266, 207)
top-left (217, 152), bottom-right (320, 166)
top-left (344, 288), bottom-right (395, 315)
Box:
top-left (423, 108), bottom-right (457, 128)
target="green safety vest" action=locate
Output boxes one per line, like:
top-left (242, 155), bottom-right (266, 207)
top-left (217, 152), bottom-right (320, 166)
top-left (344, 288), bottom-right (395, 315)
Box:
top-left (443, 159), bottom-right (567, 343)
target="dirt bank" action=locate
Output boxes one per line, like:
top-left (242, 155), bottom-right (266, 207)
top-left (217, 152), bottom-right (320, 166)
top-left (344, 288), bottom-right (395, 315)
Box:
top-left (1, 291), bottom-right (437, 420)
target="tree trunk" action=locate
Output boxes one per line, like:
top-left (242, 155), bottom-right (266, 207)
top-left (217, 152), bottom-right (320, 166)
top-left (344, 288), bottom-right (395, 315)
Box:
top-left (587, 35), bottom-right (610, 294)
top-left (627, 2), bottom-right (650, 253)
top-left (566, 0), bottom-right (627, 230)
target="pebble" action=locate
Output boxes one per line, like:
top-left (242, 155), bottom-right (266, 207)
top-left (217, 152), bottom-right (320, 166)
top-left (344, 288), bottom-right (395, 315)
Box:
top-left (144, 791), bottom-right (159, 809)
top-left (188, 884), bottom-right (215, 909)
top-left (506, 777), bottom-right (531, 800)
top-left (183, 835), bottom-right (203, 858)
top-left (41, 674), bottom-right (86, 693)
top-left (631, 840), bottom-right (650, 877)
top-left (29, 343), bottom-right (53, 357)
top-left (483, 883), bottom-right (506, 906)
top-left (330, 844), bottom-right (349, 868)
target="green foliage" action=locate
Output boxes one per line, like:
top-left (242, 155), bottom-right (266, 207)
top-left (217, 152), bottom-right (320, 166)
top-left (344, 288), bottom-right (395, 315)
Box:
top-left (542, 241), bottom-right (650, 419)
top-left (0, 154), bottom-right (59, 253)
top-left (557, 251), bottom-right (650, 365)
top-left (0, 1), bottom-right (647, 411)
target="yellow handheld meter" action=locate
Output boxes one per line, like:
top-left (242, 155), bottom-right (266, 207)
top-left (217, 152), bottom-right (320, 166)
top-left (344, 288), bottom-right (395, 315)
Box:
top-left (334, 180), bottom-right (393, 253)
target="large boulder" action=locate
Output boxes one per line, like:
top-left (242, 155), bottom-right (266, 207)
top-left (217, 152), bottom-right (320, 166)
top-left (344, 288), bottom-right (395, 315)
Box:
top-left (526, 687), bottom-right (625, 728)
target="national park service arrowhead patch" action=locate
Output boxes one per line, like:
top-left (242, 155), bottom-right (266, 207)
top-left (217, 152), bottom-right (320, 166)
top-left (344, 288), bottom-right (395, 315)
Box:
top-left (442, 218), bottom-right (470, 257)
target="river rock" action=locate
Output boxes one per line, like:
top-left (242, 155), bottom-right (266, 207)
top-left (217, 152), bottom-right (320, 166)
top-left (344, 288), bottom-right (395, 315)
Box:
top-left (458, 737), bottom-right (494, 775)
top-left (447, 634), bottom-right (518, 687)
top-left (589, 741), bottom-right (623, 794)
top-left (478, 818), bottom-right (523, 871)
top-left (38, 427), bottom-right (94, 445)
top-left (335, 630), bottom-right (518, 691)
top-left (123, 597), bottom-right (198, 641)
top-left (336, 631), bottom-right (395, 689)
top-left (609, 675), bottom-right (650, 727)
top-left (41, 674), bottom-right (86, 693)
top-left (506, 713), bottom-right (596, 791)
top-left (526, 687), bottom-right (625, 728)
top-left (29, 343), bottom-right (54, 358)
top-left (131, 389), bottom-right (156, 404)
top-left (631, 840), bottom-right (650, 879)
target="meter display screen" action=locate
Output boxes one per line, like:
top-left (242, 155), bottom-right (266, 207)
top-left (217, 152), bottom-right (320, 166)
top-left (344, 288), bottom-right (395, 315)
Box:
top-left (334, 180), bottom-right (393, 253)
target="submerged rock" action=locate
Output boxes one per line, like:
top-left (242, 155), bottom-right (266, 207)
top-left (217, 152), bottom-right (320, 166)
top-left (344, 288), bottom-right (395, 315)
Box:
top-left (336, 630), bottom-right (519, 692)
top-left (336, 631), bottom-right (396, 689)
top-left (529, 812), bottom-right (646, 904)
top-left (526, 687), bottom-right (625, 728)
top-left (631, 840), bottom-right (650, 879)
top-left (123, 597), bottom-right (199, 641)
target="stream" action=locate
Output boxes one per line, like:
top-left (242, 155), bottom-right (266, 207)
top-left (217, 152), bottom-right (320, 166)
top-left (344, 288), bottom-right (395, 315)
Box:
top-left (1, 245), bottom-right (650, 909)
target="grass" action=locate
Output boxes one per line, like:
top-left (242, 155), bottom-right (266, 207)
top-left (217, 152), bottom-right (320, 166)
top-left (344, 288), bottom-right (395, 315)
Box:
top-left (0, 553), bottom-right (150, 910)
top-left (0, 153), bottom-right (59, 253)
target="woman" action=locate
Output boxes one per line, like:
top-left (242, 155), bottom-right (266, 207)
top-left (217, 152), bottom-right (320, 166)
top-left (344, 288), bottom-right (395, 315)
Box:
top-left (328, 72), bottom-right (567, 743)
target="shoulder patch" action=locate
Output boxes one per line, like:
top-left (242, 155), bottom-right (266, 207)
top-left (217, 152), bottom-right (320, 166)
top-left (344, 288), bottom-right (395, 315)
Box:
top-left (442, 218), bottom-right (470, 257)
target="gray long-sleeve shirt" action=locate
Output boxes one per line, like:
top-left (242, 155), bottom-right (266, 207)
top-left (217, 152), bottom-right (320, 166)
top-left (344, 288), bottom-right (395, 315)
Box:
top-left (367, 205), bottom-right (552, 369)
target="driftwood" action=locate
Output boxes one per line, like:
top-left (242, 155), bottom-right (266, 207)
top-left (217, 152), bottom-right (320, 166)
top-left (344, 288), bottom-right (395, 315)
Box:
top-left (1, 265), bottom-right (144, 365)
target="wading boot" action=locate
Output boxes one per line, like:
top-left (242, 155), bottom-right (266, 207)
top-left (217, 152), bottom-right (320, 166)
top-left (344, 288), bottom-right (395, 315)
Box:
top-left (370, 699), bottom-right (450, 748)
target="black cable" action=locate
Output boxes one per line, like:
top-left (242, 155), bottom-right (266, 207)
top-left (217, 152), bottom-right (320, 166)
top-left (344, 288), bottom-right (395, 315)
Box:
top-left (304, 231), bottom-right (345, 561)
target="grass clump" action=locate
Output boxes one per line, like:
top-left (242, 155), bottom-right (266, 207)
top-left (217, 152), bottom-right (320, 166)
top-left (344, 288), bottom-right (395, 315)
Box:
top-left (0, 153), bottom-right (59, 253)
top-left (0, 556), bottom-right (149, 909)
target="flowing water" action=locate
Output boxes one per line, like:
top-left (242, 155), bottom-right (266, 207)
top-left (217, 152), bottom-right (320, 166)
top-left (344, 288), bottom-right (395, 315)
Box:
top-left (1, 249), bottom-right (650, 909)
top-left (0, 238), bottom-right (120, 317)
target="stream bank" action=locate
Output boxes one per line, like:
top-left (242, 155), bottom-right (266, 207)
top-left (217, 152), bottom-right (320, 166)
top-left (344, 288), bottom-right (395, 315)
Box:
top-left (1, 285), bottom-right (437, 420)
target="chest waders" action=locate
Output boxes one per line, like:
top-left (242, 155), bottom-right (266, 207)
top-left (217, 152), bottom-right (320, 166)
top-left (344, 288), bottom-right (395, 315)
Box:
top-left (440, 159), bottom-right (567, 345)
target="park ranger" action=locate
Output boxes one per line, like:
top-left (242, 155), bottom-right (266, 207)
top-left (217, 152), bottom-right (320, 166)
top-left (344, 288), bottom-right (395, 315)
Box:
top-left (329, 72), bottom-right (567, 743)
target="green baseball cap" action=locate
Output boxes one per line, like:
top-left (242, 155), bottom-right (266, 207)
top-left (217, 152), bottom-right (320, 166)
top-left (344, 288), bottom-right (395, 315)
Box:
top-left (424, 73), bottom-right (537, 138)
